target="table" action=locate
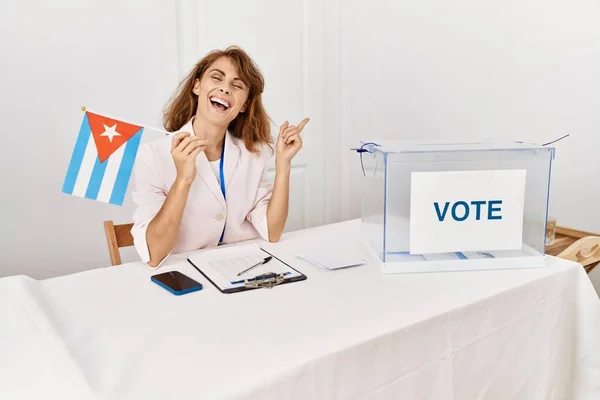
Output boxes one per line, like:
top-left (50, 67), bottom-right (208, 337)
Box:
top-left (1, 220), bottom-right (600, 399)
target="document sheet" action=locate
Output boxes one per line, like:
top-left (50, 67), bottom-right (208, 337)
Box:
top-left (188, 244), bottom-right (301, 290)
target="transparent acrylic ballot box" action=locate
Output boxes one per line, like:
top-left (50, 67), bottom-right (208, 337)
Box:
top-left (358, 140), bottom-right (555, 274)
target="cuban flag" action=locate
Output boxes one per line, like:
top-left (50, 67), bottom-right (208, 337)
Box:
top-left (62, 110), bottom-right (152, 206)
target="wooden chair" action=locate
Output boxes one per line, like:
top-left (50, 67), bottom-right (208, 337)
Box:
top-left (556, 236), bottom-right (600, 274)
top-left (103, 220), bottom-right (134, 266)
top-left (546, 225), bottom-right (600, 274)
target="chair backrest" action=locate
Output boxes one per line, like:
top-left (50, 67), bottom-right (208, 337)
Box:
top-left (557, 236), bottom-right (600, 274)
top-left (103, 220), bottom-right (134, 266)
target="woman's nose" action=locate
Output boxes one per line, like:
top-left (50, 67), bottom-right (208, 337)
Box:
top-left (219, 88), bottom-right (230, 95)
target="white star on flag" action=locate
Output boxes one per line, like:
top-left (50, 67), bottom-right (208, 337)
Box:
top-left (100, 123), bottom-right (121, 142)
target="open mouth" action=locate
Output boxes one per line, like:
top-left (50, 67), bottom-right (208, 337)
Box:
top-left (210, 96), bottom-right (231, 112)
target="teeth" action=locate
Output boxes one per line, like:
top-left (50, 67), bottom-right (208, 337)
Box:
top-left (210, 97), bottom-right (230, 108)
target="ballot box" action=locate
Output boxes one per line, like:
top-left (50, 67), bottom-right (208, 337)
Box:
top-left (357, 140), bottom-right (555, 273)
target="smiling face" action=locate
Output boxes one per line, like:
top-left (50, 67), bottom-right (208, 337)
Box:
top-left (192, 56), bottom-right (249, 127)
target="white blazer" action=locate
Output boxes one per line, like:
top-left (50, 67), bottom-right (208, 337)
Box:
top-left (130, 118), bottom-right (273, 265)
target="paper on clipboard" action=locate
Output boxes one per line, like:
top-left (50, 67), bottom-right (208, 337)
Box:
top-left (187, 244), bottom-right (302, 291)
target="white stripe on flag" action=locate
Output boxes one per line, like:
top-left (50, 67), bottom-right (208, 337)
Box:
top-left (71, 135), bottom-right (98, 198)
top-left (96, 144), bottom-right (125, 203)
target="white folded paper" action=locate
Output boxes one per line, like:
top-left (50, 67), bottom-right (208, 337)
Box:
top-left (297, 249), bottom-right (365, 271)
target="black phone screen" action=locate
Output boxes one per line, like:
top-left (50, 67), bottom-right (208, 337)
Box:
top-left (152, 271), bottom-right (201, 291)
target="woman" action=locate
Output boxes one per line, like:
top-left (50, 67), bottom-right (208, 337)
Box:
top-left (131, 46), bottom-right (309, 268)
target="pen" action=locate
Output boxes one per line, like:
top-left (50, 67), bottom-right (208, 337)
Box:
top-left (236, 256), bottom-right (272, 276)
top-left (230, 271), bottom-right (291, 285)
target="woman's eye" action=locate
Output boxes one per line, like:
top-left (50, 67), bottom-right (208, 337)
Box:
top-left (211, 75), bottom-right (221, 81)
top-left (234, 85), bottom-right (243, 90)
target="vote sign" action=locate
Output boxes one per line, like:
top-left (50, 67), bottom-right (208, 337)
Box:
top-left (409, 169), bottom-right (527, 254)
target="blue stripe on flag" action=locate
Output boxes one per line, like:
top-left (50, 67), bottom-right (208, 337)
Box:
top-left (62, 113), bottom-right (91, 195)
top-left (84, 153), bottom-right (109, 200)
top-left (109, 128), bottom-right (144, 206)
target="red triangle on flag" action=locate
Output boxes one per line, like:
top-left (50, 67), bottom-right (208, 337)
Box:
top-left (87, 111), bottom-right (143, 163)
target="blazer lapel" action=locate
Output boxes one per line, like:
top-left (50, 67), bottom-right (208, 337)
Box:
top-left (179, 118), bottom-right (224, 208)
top-left (223, 131), bottom-right (241, 194)
top-left (194, 130), bottom-right (241, 208)
top-left (195, 150), bottom-right (226, 208)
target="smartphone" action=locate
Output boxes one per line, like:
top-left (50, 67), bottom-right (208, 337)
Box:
top-left (151, 271), bottom-right (203, 295)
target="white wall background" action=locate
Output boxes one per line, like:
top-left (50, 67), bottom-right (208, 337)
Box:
top-left (0, 1), bottom-right (180, 278)
top-left (334, 0), bottom-right (600, 231)
top-left (1, 0), bottom-right (599, 280)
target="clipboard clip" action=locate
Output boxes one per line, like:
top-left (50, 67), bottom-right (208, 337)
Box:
top-left (243, 272), bottom-right (286, 289)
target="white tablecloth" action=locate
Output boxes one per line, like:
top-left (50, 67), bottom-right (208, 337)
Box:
top-left (1, 220), bottom-right (599, 400)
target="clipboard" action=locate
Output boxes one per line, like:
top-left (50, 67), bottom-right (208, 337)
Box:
top-left (187, 245), bottom-right (307, 294)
